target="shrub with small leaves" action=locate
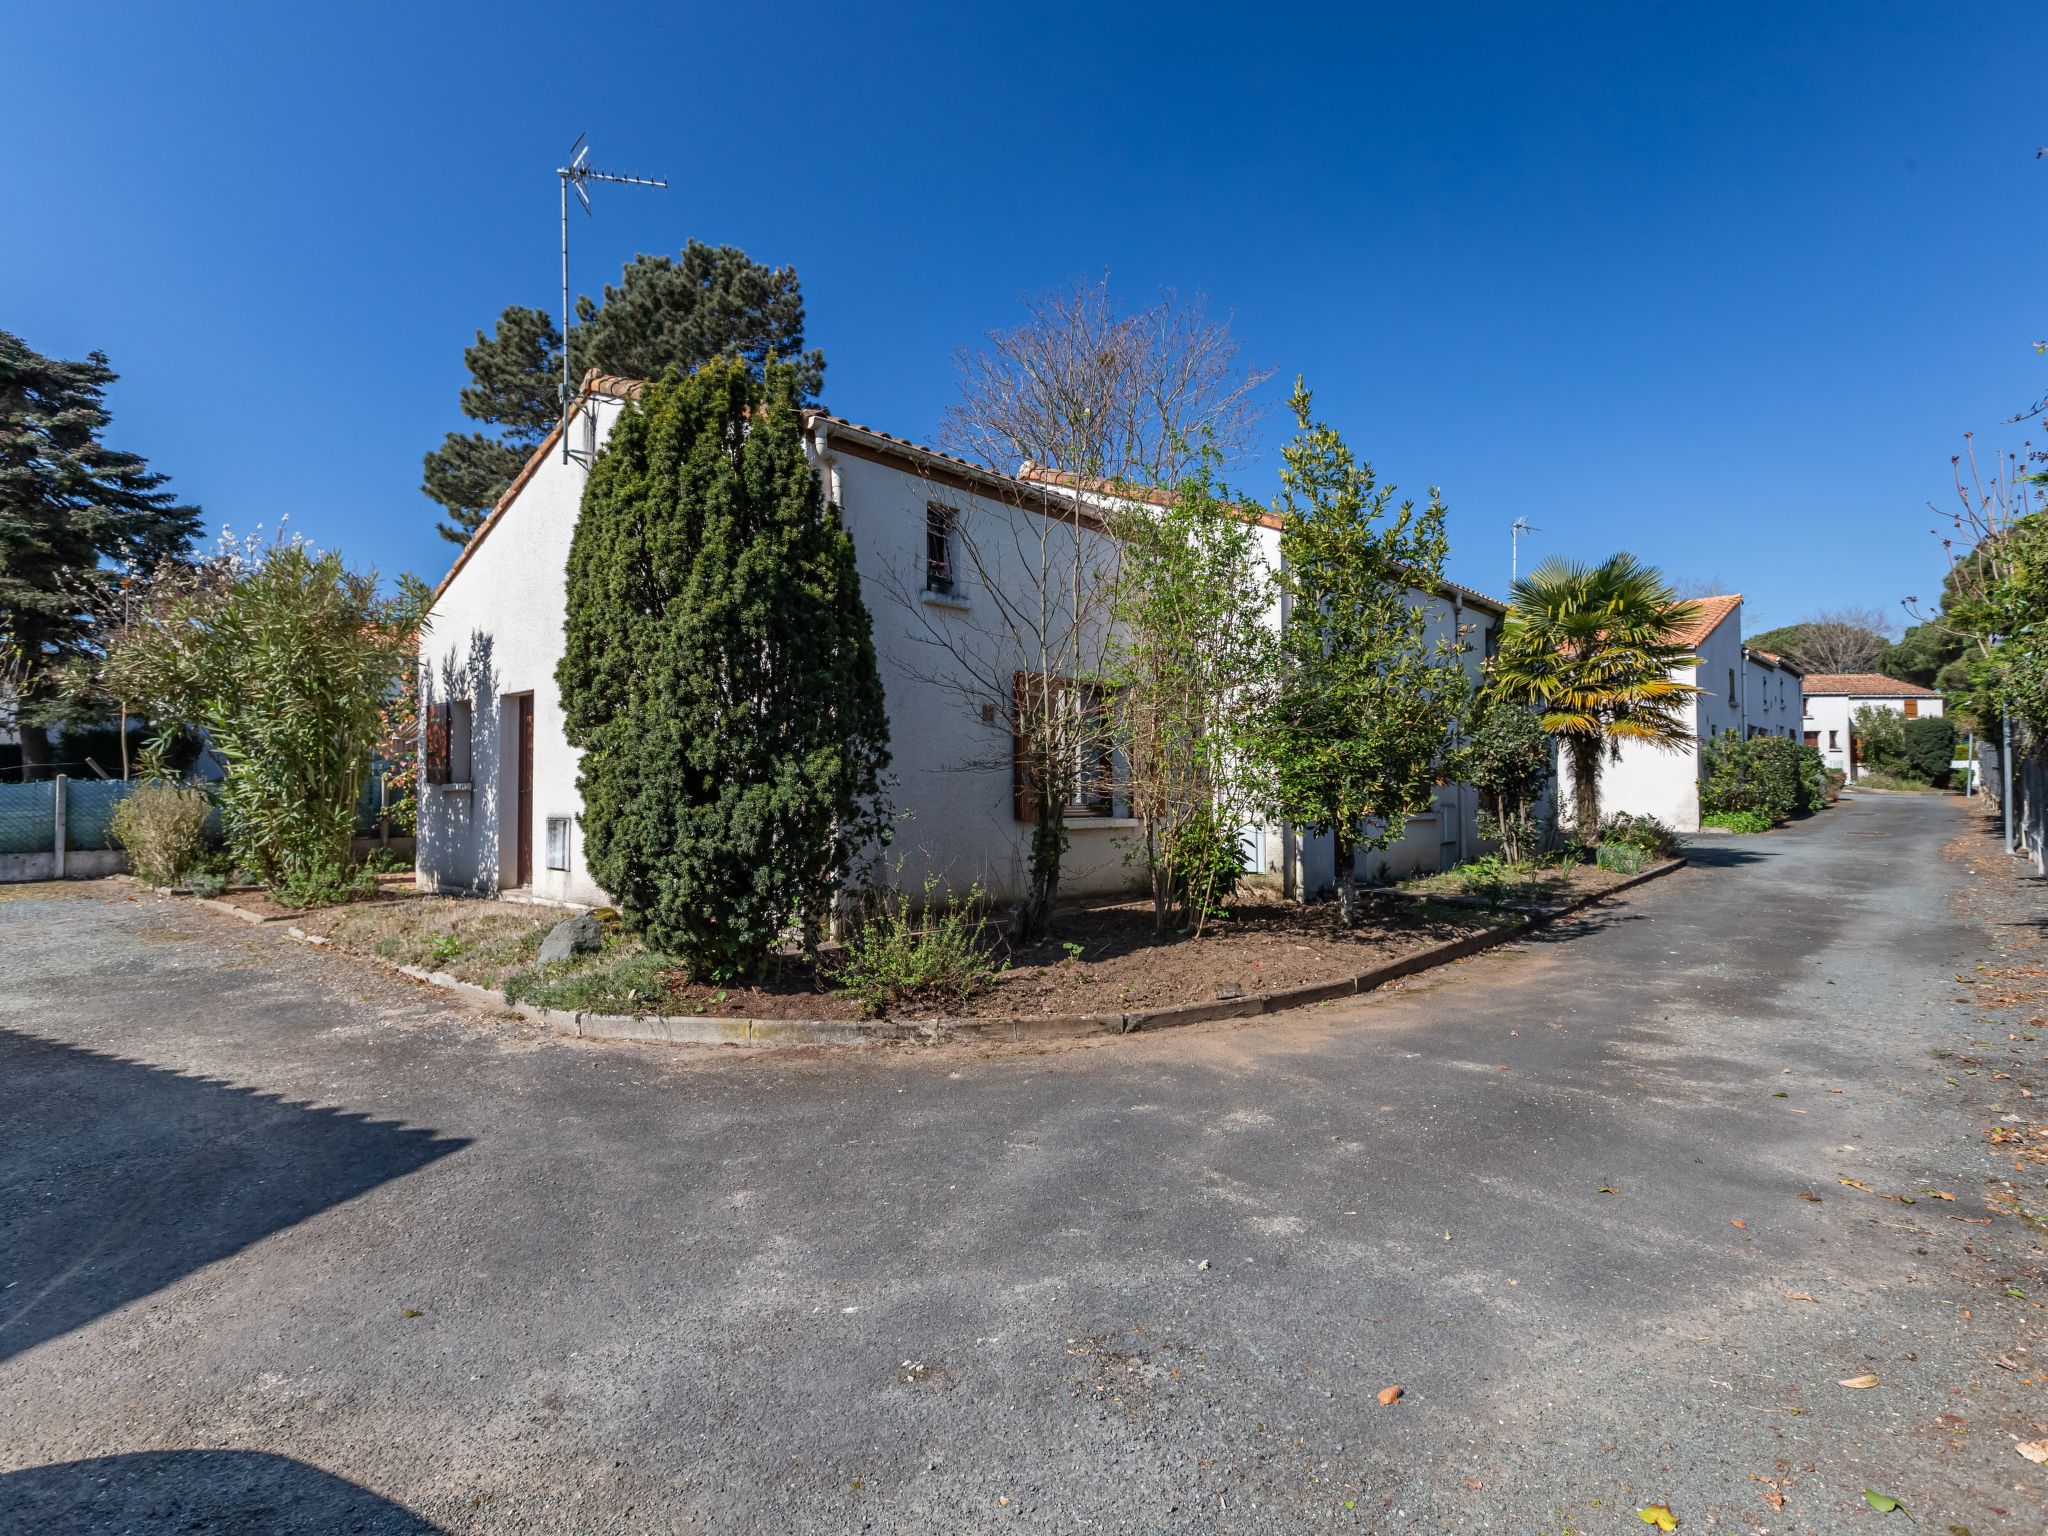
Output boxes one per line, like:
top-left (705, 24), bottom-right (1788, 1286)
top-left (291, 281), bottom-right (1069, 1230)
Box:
top-left (1595, 842), bottom-right (1648, 874)
top-left (1702, 809), bottom-right (1773, 834)
top-left (109, 782), bottom-right (212, 887)
top-left (838, 878), bottom-right (1007, 1018)
top-left (1596, 811), bottom-right (1685, 860)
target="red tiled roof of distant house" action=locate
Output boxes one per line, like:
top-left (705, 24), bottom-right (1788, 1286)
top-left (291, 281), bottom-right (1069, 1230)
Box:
top-left (1800, 672), bottom-right (1941, 698)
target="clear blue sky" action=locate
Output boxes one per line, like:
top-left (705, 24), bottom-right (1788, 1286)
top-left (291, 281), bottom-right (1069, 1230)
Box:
top-left (8, 2), bottom-right (2043, 632)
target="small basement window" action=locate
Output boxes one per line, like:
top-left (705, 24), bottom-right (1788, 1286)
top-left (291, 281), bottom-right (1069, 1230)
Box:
top-left (545, 816), bottom-right (572, 872)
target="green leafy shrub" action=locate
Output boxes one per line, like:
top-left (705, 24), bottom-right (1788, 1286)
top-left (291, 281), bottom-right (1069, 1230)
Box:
top-left (1702, 809), bottom-right (1773, 833)
top-left (185, 870), bottom-right (227, 898)
top-left (107, 540), bottom-right (427, 895)
top-left (109, 782), bottom-right (212, 887)
top-left (1854, 770), bottom-right (1936, 792)
top-left (274, 857), bottom-right (378, 910)
top-left (1161, 804), bottom-right (1247, 929)
top-left (1901, 715), bottom-right (1956, 787)
top-left (1595, 842), bottom-right (1648, 874)
top-left (1597, 811), bottom-right (1685, 860)
top-left (838, 880), bottom-right (1007, 1018)
top-left (1700, 731), bottom-right (1819, 825)
top-left (1850, 704), bottom-right (1909, 777)
top-left (1464, 696), bottom-right (1553, 863)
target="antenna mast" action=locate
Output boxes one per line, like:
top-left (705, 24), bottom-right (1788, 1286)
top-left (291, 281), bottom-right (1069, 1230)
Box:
top-left (1510, 517), bottom-right (1541, 587)
top-left (557, 133), bottom-right (668, 459)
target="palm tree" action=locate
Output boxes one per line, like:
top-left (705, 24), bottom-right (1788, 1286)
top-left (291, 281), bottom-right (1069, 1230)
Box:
top-left (1489, 553), bottom-right (1702, 838)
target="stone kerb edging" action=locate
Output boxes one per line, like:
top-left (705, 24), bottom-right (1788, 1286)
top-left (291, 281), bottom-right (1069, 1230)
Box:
top-left (276, 858), bottom-right (1685, 1049)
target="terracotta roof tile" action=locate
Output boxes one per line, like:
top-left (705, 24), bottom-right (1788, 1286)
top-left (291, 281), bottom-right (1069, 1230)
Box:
top-left (1665, 593), bottom-right (1742, 650)
top-left (1800, 672), bottom-right (1941, 698)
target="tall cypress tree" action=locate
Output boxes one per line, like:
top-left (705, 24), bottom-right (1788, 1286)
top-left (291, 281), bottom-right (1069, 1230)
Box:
top-left (558, 358), bottom-right (888, 975)
top-left (0, 332), bottom-right (200, 776)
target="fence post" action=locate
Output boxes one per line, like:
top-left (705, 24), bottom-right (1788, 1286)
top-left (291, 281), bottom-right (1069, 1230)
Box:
top-left (52, 774), bottom-right (67, 879)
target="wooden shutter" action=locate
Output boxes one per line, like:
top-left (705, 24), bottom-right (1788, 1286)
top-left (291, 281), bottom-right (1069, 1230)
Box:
top-left (1011, 671), bottom-right (1038, 822)
top-left (424, 702), bottom-right (451, 785)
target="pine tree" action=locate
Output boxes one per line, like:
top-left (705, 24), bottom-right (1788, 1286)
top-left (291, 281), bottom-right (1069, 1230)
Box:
top-left (0, 332), bottom-right (200, 776)
top-left (423, 243), bottom-right (826, 545)
top-left (557, 358), bottom-right (888, 975)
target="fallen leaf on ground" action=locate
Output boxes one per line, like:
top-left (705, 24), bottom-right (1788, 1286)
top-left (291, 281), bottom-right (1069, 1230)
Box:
top-left (1597, 1185), bottom-right (1620, 1194)
top-left (1839, 1372), bottom-right (1880, 1389)
top-left (1839, 1178), bottom-right (1872, 1191)
top-left (2017, 1439), bottom-right (2048, 1464)
top-left (1752, 1474), bottom-right (1785, 1511)
top-left (1796, 1190), bottom-right (1823, 1202)
top-left (400, 1307), bottom-right (423, 1319)
top-left (1730, 1219), bottom-right (1748, 1229)
top-left (1926, 1190), bottom-right (1957, 1200)
top-left (1637, 1504), bottom-right (1679, 1531)
top-left (1863, 1489), bottom-right (1907, 1515)
top-left (1786, 1291), bottom-right (1819, 1303)
top-left (1463, 1477), bottom-right (1483, 1490)
top-left (1377, 1384), bottom-right (1403, 1405)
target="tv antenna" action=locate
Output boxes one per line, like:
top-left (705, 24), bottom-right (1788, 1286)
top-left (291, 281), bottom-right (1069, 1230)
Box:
top-left (1510, 517), bottom-right (1541, 586)
top-left (557, 133), bottom-right (668, 457)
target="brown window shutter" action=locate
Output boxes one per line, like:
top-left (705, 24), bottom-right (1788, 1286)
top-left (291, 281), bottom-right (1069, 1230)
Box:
top-left (424, 702), bottom-right (451, 785)
top-left (1011, 671), bottom-right (1038, 822)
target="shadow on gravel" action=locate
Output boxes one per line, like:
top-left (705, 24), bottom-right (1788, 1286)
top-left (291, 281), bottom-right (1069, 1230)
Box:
top-left (0, 1450), bottom-right (447, 1533)
top-left (0, 1028), bottom-right (467, 1365)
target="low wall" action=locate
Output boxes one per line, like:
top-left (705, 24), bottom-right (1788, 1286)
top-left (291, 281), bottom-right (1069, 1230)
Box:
top-left (0, 849), bottom-right (127, 882)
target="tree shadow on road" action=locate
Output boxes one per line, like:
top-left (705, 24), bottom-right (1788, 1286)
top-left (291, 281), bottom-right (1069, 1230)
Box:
top-left (0, 1450), bottom-right (446, 1534)
top-left (1674, 844), bottom-right (1771, 871)
top-left (0, 1028), bottom-right (467, 1366)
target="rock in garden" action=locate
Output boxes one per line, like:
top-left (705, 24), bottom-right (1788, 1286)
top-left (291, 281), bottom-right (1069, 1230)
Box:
top-left (538, 914), bottom-right (603, 966)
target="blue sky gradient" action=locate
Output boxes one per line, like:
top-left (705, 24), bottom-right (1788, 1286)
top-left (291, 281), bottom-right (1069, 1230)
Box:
top-left (8, 2), bottom-right (2043, 631)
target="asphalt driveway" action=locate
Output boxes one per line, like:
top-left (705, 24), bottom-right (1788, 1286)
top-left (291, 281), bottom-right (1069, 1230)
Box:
top-left (1, 794), bottom-right (2041, 1534)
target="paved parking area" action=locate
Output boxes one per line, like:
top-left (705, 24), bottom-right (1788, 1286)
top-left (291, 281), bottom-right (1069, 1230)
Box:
top-left (1, 794), bottom-right (2041, 1533)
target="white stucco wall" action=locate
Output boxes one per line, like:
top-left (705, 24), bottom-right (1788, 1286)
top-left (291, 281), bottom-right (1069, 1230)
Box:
top-left (1743, 654), bottom-right (1803, 741)
top-left (1592, 607), bottom-right (1746, 833)
top-left (418, 398), bottom-right (621, 906)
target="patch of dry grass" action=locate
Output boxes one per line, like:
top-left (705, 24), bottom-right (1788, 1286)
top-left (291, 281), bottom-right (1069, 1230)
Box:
top-left (301, 897), bottom-right (556, 987)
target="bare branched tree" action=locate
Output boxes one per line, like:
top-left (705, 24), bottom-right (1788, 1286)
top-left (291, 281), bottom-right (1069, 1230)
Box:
top-left (1786, 606), bottom-right (1898, 673)
top-left (875, 281), bottom-right (1273, 939)
top-left (939, 278), bottom-right (1272, 488)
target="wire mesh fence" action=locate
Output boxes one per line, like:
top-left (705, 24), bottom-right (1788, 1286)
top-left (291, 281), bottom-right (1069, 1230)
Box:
top-left (0, 782), bottom-right (56, 856)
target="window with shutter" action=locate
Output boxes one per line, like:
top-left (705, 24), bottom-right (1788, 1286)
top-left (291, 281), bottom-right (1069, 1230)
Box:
top-left (424, 702), bottom-right (452, 785)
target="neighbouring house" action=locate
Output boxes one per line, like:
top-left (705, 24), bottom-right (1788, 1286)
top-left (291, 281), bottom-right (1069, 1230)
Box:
top-left (1591, 594), bottom-right (1805, 832)
top-left (1799, 673), bottom-right (1943, 779)
top-left (1742, 648), bottom-right (1806, 740)
top-left (417, 374), bottom-right (1505, 910)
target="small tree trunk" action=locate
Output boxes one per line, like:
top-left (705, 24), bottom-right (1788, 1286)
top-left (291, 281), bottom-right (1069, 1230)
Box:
top-left (1023, 800), bottom-right (1066, 942)
top-left (1335, 824), bottom-right (1357, 926)
top-left (18, 722), bottom-right (54, 781)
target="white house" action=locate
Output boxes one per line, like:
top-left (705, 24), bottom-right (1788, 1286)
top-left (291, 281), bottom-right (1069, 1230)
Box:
top-left (1799, 673), bottom-right (1943, 778)
top-left (1592, 594), bottom-right (1806, 832)
top-left (417, 374), bottom-right (1504, 909)
top-left (1742, 647), bottom-right (1806, 741)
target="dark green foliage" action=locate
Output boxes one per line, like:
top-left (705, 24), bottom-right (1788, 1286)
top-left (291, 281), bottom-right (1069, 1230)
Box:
top-left (1850, 704), bottom-right (1910, 776)
top-left (1699, 731), bottom-right (1826, 825)
top-left (1702, 809), bottom-right (1773, 834)
top-left (422, 246), bottom-right (825, 545)
top-left (1595, 842), bottom-right (1648, 874)
top-left (1881, 622), bottom-right (1964, 688)
top-left (1160, 803), bottom-right (1247, 929)
top-left (0, 333), bottom-right (200, 774)
top-left (557, 358), bottom-right (889, 977)
top-left (1464, 694), bottom-right (1553, 862)
top-left (1596, 811), bottom-right (1685, 860)
top-left (1901, 715), bottom-right (1957, 787)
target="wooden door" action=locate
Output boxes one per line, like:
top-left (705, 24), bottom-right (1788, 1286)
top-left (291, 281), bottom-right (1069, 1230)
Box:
top-left (516, 695), bottom-right (534, 888)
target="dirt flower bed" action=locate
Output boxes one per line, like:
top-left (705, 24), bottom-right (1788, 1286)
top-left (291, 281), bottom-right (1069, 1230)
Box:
top-left (297, 890), bottom-right (1506, 1023)
top-left (206, 873), bottom-right (418, 921)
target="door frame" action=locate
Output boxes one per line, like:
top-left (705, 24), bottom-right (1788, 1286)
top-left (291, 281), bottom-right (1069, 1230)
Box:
top-left (512, 693), bottom-right (534, 889)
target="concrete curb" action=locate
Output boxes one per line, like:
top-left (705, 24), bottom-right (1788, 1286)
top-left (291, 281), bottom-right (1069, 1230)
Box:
top-left (268, 858), bottom-right (1685, 1050)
